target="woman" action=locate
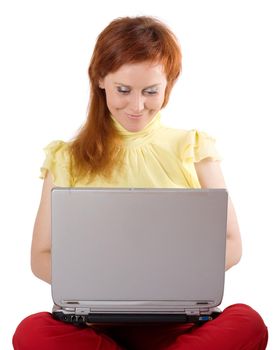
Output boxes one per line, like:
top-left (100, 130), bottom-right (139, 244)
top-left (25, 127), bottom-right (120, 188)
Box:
top-left (13, 16), bottom-right (268, 350)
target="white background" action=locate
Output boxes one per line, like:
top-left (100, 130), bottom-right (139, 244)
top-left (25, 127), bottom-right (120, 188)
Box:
top-left (0, 0), bottom-right (276, 348)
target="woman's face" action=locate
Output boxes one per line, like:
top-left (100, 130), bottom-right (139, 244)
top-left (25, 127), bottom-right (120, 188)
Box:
top-left (99, 62), bottom-right (167, 132)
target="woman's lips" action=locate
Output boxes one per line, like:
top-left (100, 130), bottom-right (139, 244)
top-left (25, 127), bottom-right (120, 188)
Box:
top-left (127, 114), bottom-right (143, 119)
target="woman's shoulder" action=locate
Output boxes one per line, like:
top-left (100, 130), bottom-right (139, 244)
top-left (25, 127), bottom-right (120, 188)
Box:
top-left (40, 140), bottom-right (72, 185)
top-left (158, 125), bottom-right (215, 146)
top-left (42, 139), bottom-right (73, 162)
top-left (43, 139), bottom-right (70, 153)
top-left (158, 125), bottom-right (221, 162)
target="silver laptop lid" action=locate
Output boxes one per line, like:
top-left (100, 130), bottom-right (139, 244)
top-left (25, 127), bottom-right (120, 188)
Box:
top-left (51, 188), bottom-right (227, 312)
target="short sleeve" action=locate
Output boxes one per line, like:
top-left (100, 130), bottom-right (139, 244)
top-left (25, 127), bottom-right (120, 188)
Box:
top-left (182, 130), bottom-right (222, 163)
top-left (40, 140), bottom-right (72, 186)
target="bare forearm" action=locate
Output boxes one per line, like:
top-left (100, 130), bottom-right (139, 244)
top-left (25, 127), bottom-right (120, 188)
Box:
top-left (31, 251), bottom-right (51, 284)
top-left (225, 237), bottom-right (242, 271)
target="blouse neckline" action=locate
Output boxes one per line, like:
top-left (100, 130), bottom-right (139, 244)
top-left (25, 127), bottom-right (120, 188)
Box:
top-left (110, 113), bottom-right (162, 146)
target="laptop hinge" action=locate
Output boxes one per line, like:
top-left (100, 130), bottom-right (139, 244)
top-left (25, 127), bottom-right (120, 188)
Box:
top-left (185, 309), bottom-right (200, 315)
top-left (75, 307), bottom-right (90, 315)
top-left (185, 308), bottom-right (210, 315)
top-left (200, 308), bottom-right (210, 314)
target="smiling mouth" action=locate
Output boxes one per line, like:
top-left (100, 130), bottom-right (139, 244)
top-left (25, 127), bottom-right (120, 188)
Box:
top-left (127, 114), bottom-right (143, 119)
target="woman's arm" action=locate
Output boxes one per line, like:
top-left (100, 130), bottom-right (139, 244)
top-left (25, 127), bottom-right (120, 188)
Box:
top-left (194, 159), bottom-right (242, 270)
top-left (31, 171), bottom-right (54, 284)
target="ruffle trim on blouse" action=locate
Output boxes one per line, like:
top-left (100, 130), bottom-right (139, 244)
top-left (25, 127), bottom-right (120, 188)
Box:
top-left (40, 140), bottom-right (72, 186)
top-left (182, 130), bottom-right (222, 162)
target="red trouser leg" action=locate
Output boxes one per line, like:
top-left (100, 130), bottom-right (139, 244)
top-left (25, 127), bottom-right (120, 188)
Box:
top-left (104, 304), bottom-right (268, 350)
top-left (164, 303), bottom-right (268, 350)
top-left (12, 312), bottom-right (123, 350)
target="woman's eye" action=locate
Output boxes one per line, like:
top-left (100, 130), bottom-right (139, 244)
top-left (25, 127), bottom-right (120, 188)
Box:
top-left (117, 87), bottom-right (130, 94)
top-left (144, 89), bottom-right (158, 95)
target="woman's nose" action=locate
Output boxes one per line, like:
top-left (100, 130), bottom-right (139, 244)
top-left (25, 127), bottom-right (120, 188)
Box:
top-left (129, 93), bottom-right (145, 113)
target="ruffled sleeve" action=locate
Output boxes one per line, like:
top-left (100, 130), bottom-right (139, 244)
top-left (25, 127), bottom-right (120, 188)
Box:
top-left (40, 140), bottom-right (72, 186)
top-left (182, 130), bottom-right (222, 163)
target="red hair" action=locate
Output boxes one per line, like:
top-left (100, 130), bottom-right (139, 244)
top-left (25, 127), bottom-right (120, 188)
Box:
top-left (70, 16), bottom-right (182, 180)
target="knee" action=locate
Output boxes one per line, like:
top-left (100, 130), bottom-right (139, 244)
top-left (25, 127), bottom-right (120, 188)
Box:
top-left (13, 312), bottom-right (52, 350)
top-left (224, 303), bottom-right (267, 336)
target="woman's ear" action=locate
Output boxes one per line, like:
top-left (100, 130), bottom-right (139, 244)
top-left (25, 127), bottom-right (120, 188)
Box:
top-left (98, 79), bottom-right (105, 89)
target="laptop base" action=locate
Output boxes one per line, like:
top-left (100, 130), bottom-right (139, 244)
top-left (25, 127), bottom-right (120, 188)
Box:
top-left (52, 310), bottom-right (222, 327)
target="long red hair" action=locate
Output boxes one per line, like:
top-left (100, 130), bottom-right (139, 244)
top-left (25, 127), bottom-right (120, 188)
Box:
top-left (70, 16), bottom-right (182, 180)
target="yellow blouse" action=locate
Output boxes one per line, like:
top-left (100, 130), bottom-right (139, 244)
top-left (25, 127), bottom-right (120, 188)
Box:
top-left (40, 113), bottom-right (221, 188)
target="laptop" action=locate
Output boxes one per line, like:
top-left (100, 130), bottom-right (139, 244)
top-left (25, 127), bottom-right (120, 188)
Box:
top-left (51, 188), bottom-right (228, 326)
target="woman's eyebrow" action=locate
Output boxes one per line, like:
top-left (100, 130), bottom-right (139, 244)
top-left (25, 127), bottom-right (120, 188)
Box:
top-left (114, 83), bottom-right (161, 89)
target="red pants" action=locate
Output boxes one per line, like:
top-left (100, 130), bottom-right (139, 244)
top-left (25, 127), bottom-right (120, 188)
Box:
top-left (13, 304), bottom-right (268, 350)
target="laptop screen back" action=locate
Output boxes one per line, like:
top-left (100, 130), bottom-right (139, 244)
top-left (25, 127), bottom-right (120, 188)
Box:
top-left (51, 188), bottom-right (227, 310)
